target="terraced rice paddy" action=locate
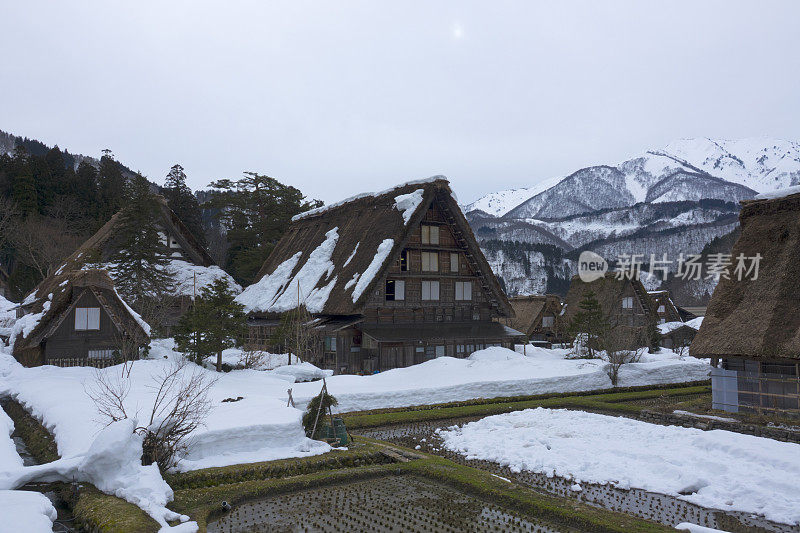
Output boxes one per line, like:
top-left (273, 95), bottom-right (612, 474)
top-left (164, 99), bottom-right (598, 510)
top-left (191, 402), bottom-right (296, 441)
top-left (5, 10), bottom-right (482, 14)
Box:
top-left (208, 475), bottom-right (567, 533)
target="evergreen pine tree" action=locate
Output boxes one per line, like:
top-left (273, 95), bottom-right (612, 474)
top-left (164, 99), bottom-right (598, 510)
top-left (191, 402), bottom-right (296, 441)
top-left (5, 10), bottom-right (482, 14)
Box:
top-left (173, 277), bottom-right (247, 370)
top-left (567, 289), bottom-right (608, 357)
top-left (163, 164), bottom-right (207, 247)
top-left (10, 147), bottom-right (37, 215)
top-left (111, 174), bottom-right (175, 310)
top-left (97, 150), bottom-right (126, 221)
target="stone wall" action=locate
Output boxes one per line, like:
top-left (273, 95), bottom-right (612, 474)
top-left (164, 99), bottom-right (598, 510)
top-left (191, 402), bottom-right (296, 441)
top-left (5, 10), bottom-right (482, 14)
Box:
top-left (639, 409), bottom-right (800, 444)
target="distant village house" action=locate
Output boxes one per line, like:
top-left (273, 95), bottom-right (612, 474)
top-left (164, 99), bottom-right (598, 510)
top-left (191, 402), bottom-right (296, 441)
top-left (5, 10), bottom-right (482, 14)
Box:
top-left (500, 294), bottom-right (564, 346)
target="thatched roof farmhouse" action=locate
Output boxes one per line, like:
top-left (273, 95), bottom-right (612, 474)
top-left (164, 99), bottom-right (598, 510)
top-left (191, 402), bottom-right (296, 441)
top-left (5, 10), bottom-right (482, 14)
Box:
top-left (562, 272), bottom-right (658, 330)
top-left (237, 176), bottom-right (524, 373)
top-left (11, 269), bottom-right (150, 367)
top-left (647, 290), bottom-right (683, 324)
top-left (500, 294), bottom-right (565, 344)
top-left (27, 195), bottom-right (238, 325)
top-left (691, 187), bottom-right (800, 416)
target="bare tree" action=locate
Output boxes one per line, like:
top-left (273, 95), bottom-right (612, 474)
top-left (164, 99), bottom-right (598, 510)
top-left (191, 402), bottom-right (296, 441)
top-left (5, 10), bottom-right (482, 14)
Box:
top-left (600, 325), bottom-right (648, 387)
top-left (10, 216), bottom-right (83, 279)
top-left (270, 304), bottom-right (321, 366)
top-left (85, 358), bottom-right (217, 471)
top-left (237, 349), bottom-right (269, 369)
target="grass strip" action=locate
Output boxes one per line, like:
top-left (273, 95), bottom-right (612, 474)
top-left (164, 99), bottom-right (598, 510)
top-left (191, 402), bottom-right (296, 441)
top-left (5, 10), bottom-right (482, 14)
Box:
top-left (71, 484), bottom-right (161, 533)
top-left (1, 398), bottom-right (60, 463)
top-left (165, 441), bottom-right (391, 490)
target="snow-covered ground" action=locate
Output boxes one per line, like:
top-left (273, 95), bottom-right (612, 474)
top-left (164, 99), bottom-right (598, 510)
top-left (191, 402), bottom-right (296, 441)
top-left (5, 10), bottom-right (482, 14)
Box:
top-left (0, 490), bottom-right (57, 533)
top-left (439, 408), bottom-right (800, 526)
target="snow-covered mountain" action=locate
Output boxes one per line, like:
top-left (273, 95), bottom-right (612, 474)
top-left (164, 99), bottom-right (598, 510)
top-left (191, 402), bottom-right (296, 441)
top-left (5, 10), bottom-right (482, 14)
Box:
top-left (466, 138), bottom-right (800, 302)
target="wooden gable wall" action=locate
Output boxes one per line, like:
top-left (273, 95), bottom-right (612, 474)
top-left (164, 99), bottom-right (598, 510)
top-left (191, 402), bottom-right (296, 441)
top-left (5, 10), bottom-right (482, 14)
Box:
top-left (43, 289), bottom-right (122, 361)
top-left (362, 199), bottom-right (498, 325)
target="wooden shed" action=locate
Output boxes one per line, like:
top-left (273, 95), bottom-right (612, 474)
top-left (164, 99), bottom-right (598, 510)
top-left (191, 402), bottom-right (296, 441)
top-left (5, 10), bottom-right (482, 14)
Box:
top-left (11, 269), bottom-right (150, 367)
top-left (500, 295), bottom-right (564, 345)
top-left (237, 177), bottom-right (525, 374)
top-left (691, 188), bottom-right (800, 416)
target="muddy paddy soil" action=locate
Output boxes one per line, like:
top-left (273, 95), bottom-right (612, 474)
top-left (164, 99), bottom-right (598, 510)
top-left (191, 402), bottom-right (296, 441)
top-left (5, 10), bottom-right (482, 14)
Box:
top-left (207, 475), bottom-right (569, 533)
top-left (358, 419), bottom-right (798, 533)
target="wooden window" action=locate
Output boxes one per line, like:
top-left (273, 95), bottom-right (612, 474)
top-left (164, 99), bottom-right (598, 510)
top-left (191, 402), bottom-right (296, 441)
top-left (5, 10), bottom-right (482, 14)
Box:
top-left (542, 316), bottom-right (554, 328)
top-left (421, 224), bottom-right (439, 245)
top-left (435, 345), bottom-right (445, 358)
top-left (456, 344), bottom-right (465, 355)
top-left (657, 305), bottom-right (665, 313)
top-left (88, 349), bottom-right (114, 359)
top-left (385, 280), bottom-right (405, 301)
top-left (622, 296), bottom-right (634, 309)
top-left (455, 281), bottom-right (472, 300)
top-left (75, 307), bottom-right (100, 331)
top-left (324, 336), bottom-right (337, 352)
top-left (421, 252), bottom-right (438, 272)
top-left (450, 253), bottom-right (459, 272)
top-left (421, 281), bottom-right (440, 300)
top-left (400, 249), bottom-right (409, 271)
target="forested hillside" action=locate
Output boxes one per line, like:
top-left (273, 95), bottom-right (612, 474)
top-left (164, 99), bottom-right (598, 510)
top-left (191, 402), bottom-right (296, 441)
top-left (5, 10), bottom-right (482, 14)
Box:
top-left (0, 130), bottom-right (320, 299)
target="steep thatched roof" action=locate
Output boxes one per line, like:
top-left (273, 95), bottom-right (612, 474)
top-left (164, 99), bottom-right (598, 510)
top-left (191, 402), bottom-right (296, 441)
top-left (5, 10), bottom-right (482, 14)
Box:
top-left (30, 195), bottom-right (214, 301)
top-left (12, 269), bottom-right (150, 355)
top-left (648, 290), bottom-right (683, 322)
top-left (562, 273), bottom-right (657, 327)
top-left (0, 264), bottom-right (9, 290)
top-left (503, 295), bottom-right (562, 335)
top-left (237, 177), bottom-right (513, 317)
top-left (691, 190), bottom-right (800, 359)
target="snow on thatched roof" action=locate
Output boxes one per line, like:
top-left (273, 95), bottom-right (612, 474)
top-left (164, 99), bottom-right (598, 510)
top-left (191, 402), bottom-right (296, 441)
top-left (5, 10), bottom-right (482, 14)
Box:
top-left (691, 190), bottom-right (800, 360)
top-left (237, 177), bottom-right (513, 317)
top-left (503, 295), bottom-right (562, 336)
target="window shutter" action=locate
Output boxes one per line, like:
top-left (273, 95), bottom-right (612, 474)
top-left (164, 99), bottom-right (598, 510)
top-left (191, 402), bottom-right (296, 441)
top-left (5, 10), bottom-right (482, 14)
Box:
top-left (450, 253), bottom-right (459, 272)
top-left (396, 280), bottom-right (405, 300)
top-left (88, 308), bottom-right (101, 330)
top-left (464, 281), bottom-right (471, 300)
top-left (74, 308), bottom-right (87, 330)
top-left (455, 282), bottom-right (463, 300)
top-left (422, 281), bottom-right (430, 300)
top-left (431, 281), bottom-right (440, 300)
top-left (430, 225), bottom-right (439, 244)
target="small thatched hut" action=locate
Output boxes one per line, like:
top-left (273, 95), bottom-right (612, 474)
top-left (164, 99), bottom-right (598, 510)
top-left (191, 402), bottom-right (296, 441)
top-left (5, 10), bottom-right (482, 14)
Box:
top-left (11, 270), bottom-right (150, 367)
top-left (236, 177), bottom-right (524, 374)
top-left (500, 295), bottom-right (564, 345)
top-left (691, 188), bottom-right (800, 416)
top-left (562, 273), bottom-right (658, 348)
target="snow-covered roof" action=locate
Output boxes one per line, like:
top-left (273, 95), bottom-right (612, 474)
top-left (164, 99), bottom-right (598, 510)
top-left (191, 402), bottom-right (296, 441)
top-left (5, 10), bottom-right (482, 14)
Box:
top-left (237, 177), bottom-right (513, 317)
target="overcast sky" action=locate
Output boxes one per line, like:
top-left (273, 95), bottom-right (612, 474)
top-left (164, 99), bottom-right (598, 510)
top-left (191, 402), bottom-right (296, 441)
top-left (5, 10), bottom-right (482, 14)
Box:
top-left (1, 1), bottom-right (799, 204)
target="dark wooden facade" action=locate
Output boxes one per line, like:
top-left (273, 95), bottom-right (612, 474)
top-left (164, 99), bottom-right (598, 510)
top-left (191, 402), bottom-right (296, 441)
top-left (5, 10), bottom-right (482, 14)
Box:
top-left (13, 270), bottom-right (149, 367)
top-left (242, 178), bottom-right (524, 374)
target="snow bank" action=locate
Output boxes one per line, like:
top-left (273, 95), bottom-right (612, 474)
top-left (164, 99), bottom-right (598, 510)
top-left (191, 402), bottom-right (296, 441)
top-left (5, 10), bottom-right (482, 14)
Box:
top-left (0, 490), bottom-right (57, 533)
top-left (1, 419), bottom-right (193, 531)
top-left (290, 347), bottom-right (710, 412)
top-left (439, 408), bottom-right (800, 526)
top-left (0, 352), bottom-right (329, 472)
top-left (0, 406), bottom-right (21, 472)
top-left (268, 362), bottom-right (333, 383)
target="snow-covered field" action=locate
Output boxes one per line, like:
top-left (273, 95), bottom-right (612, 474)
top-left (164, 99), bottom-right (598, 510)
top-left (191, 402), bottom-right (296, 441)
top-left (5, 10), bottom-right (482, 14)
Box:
top-left (439, 408), bottom-right (800, 526)
top-left (0, 339), bottom-right (709, 530)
